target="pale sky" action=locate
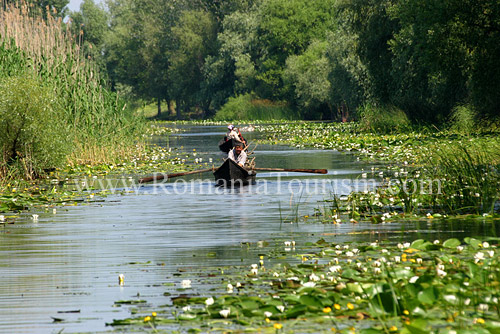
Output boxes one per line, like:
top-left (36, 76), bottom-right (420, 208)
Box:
top-left (67, 0), bottom-right (104, 12)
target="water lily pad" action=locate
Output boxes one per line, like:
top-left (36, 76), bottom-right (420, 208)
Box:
top-left (443, 238), bottom-right (461, 248)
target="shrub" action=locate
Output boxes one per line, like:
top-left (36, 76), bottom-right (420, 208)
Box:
top-left (0, 74), bottom-right (70, 179)
top-left (450, 104), bottom-right (477, 134)
top-left (214, 93), bottom-right (299, 120)
top-left (358, 103), bottom-right (411, 133)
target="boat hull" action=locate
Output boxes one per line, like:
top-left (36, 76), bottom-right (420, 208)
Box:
top-left (213, 159), bottom-right (256, 186)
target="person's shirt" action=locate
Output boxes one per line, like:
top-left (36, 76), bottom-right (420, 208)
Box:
top-left (227, 129), bottom-right (240, 140)
top-left (228, 149), bottom-right (247, 166)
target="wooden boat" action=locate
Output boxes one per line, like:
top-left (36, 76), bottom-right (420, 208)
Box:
top-left (213, 159), bottom-right (256, 186)
top-left (218, 138), bottom-right (246, 153)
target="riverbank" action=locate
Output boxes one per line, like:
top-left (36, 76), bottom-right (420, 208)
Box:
top-left (254, 122), bottom-right (500, 218)
top-left (0, 124), bottom-right (197, 215)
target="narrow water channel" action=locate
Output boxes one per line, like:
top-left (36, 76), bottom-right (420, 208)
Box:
top-left (0, 125), bottom-right (498, 333)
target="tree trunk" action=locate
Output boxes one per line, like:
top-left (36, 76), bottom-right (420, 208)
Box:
top-left (157, 98), bottom-right (162, 118)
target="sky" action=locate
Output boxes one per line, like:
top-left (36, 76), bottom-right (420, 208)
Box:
top-left (67, 0), bottom-right (103, 12)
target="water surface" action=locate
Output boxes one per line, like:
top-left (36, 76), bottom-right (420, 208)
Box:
top-left (0, 125), bottom-right (498, 333)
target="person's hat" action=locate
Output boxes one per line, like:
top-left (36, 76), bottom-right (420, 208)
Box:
top-left (228, 124), bottom-right (235, 130)
top-left (234, 141), bottom-right (244, 147)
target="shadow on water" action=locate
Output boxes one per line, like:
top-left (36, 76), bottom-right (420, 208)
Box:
top-left (0, 124), bottom-right (499, 333)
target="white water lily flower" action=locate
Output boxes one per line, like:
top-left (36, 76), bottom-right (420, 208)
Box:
top-left (475, 252), bottom-right (485, 263)
top-left (394, 256), bottom-right (401, 263)
top-left (273, 272), bottom-right (280, 277)
top-left (303, 282), bottom-right (316, 287)
top-left (251, 268), bottom-right (258, 275)
top-left (397, 243), bottom-right (404, 249)
top-left (437, 264), bottom-right (445, 271)
top-left (487, 250), bottom-right (495, 258)
top-left (457, 246), bottom-right (464, 252)
top-left (205, 297), bottom-right (214, 306)
top-left (346, 251), bottom-right (354, 257)
top-left (264, 311), bottom-right (273, 318)
top-left (236, 282), bottom-right (242, 288)
top-left (182, 305), bottom-right (191, 312)
top-left (403, 242), bottom-right (411, 248)
top-left (416, 258), bottom-right (422, 264)
top-left (353, 248), bottom-right (359, 254)
top-left (181, 280), bottom-right (191, 288)
top-left (373, 261), bottom-right (382, 267)
top-left (0, 215), bottom-right (4, 222)
top-left (478, 304), bottom-right (489, 311)
top-left (436, 269), bottom-right (447, 278)
top-left (32, 214), bottom-right (39, 221)
top-left (284, 241), bottom-right (291, 247)
top-left (409, 276), bottom-right (419, 284)
top-left (309, 273), bottom-right (320, 282)
top-left (277, 305), bottom-right (285, 312)
top-left (329, 265), bottom-right (342, 273)
top-left (343, 245), bottom-right (350, 250)
top-left (251, 264), bottom-right (258, 269)
top-left (227, 284), bottom-right (234, 293)
top-left (219, 309), bottom-right (230, 318)
top-left (433, 240), bottom-right (440, 245)
top-left (373, 267), bottom-right (382, 274)
top-left (482, 242), bottom-right (490, 248)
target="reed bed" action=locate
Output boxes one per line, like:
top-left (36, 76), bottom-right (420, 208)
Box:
top-left (0, 1), bottom-right (143, 180)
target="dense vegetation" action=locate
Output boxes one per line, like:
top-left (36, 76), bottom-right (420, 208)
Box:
top-left (70, 0), bottom-right (499, 123)
top-left (0, 1), bottom-right (143, 180)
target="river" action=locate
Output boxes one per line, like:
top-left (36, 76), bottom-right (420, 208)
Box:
top-left (0, 124), bottom-right (497, 333)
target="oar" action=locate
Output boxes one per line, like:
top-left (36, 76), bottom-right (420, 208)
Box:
top-left (252, 168), bottom-right (328, 174)
top-left (138, 168), bottom-right (214, 183)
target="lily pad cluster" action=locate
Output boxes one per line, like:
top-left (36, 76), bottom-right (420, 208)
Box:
top-left (109, 237), bottom-right (500, 334)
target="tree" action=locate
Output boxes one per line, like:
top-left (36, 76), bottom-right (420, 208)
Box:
top-left (168, 10), bottom-right (217, 118)
top-left (69, 0), bottom-right (108, 62)
top-left (202, 6), bottom-right (260, 112)
top-left (105, 0), bottom-right (176, 116)
top-left (284, 41), bottom-right (333, 119)
top-left (254, 0), bottom-right (337, 100)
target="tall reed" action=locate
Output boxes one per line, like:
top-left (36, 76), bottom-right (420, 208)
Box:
top-left (0, 1), bottom-right (144, 173)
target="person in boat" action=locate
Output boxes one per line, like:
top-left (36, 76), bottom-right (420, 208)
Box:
top-left (226, 124), bottom-right (247, 143)
top-left (226, 125), bottom-right (240, 141)
top-left (228, 142), bottom-right (247, 167)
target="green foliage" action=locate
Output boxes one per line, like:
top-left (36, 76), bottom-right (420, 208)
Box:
top-left (0, 74), bottom-right (70, 178)
top-left (255, 0), bottom-right (337, 100)
top-left (284, 40), bottom-right (332, 119)
top-left (0, 2), bottom-right (144, 177)
top-left (69, 0), bottom-right (108, 62)
top-left (358, 103), bottom-right (411, 133)
top-left (450, 104), bottom-right (477, 134)
top-left (432, 144), bottom-right (500, 214)
top-left (168, 9), bottom-right (218, 115)
top-left (214, 94), bottom-right (298, 121)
